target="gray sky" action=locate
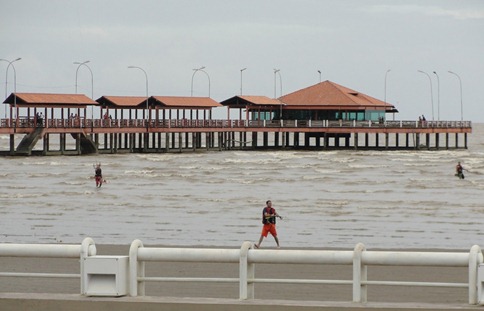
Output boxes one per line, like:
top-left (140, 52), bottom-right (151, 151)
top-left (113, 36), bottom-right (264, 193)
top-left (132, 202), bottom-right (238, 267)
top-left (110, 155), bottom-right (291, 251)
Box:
top-left (1, 0), bottom-right (483, 121)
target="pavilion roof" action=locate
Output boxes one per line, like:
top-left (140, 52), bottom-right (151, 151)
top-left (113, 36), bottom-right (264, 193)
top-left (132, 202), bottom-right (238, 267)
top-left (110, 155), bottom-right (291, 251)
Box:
top-left (150, 96), bottom-right (221, 109)
top-left (3, 93), bottom-right (97, 108)
top-left (220, 95), bottom-right (283, 107)
top-left (96, 96), bottom-right (147, 108)
top-left (279, 80), bottom-right (397, 111)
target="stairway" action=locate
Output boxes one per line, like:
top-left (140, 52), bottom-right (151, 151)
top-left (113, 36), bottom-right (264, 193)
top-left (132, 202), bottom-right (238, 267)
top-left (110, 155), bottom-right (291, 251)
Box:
top-left (15, 127), bottom-right (45, 155)
top-left (71, 131), bottom-right (97, 154)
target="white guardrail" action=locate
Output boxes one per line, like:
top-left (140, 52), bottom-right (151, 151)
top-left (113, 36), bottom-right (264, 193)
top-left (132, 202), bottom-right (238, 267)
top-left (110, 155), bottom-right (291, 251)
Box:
top-left (0, 237), bottom-right (96, 294)
top-left (1, 238), bottom-right (483, 305)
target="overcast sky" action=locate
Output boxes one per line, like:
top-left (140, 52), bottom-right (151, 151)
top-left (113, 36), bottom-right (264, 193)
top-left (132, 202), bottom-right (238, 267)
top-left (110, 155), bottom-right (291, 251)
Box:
top-left (1, 0), bottom-right (483, 121)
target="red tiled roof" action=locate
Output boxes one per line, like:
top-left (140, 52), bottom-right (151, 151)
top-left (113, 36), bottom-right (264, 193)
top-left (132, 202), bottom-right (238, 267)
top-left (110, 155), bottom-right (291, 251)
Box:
top-left (4, 93), bottom-right (97, 107)
top-left (151, 96), bottom-right (221, 108)
top-left (279, 80), bottom-right (395, 111)
top-left (221, 95), bottom-right (282, 107)
top-left (97, 96), bottom-right (147, 107)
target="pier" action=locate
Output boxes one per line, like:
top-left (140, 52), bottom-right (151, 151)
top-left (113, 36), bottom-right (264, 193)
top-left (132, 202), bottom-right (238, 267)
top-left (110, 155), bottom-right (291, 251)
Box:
top-left (0, 81), bottom-right (472, 156)
top-left (0, 118), bottom-right (472, 156)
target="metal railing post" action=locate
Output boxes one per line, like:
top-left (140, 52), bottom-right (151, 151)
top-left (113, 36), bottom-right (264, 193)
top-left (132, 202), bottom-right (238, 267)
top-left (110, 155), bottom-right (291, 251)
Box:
top-left (129, 239), bottom-right (145, 296)
top-left (239, 241), bottom-right (255, 300)
top-left (469, 245), bottom-right (482, 304)
top-left (353, 242), bottom-right (367, 302)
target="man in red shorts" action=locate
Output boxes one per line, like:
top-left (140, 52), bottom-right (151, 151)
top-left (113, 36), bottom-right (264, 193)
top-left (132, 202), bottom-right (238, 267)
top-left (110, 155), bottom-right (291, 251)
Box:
top-left (255, 200), bottom-right (282, 248)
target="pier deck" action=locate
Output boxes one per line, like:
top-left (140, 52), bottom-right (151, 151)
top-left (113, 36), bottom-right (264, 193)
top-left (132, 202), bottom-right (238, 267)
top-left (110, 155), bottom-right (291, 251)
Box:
top-left (0, 118), bottom-right (472, 155)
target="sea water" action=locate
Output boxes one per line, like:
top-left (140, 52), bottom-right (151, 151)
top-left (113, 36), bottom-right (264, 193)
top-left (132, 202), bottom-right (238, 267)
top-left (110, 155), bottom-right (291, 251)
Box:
top-left (0, 125), bottom-right (483, 249)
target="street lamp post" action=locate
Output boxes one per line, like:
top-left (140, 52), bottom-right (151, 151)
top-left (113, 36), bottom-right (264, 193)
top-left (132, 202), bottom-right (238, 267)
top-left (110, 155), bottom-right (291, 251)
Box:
top-left (384, 69), bottom-right (393, 120)
top-left (191, 66), bottom-right (210, 97)
top-left (128, 66), bottom-right (149, 122)
top-left (384, 69), bottom-right (391, 104)
top-left (318, 70), bottom-right (321, 83)
top-left (240, 67), bottom-right (247, 95)
top-left (273, 69), bottom-right (282, 98)
top-left (74, 60), bottom-right (94, 121)
top-left (433, 71), bottom-right (440, 121)
top-left (74, 61), bottom-right (93, 98)
top-left (448, 71), bottom-right (463, 122)
top-left (417, 70), bottom-right (434, 121)
top-left (273, 69), bottom-right (283, 120)
top-left (1, 57), bottom-right (21, 119)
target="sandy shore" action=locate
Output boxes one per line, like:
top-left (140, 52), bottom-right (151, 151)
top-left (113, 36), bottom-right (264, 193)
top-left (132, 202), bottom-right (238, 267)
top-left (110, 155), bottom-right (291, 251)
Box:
top-left (0, 244), bottom-right (475, 305)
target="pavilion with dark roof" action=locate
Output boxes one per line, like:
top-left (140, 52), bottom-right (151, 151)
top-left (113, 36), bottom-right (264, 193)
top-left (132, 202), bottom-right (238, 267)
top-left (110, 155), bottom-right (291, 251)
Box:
top-left (220, 95), bottom-right (283, 120)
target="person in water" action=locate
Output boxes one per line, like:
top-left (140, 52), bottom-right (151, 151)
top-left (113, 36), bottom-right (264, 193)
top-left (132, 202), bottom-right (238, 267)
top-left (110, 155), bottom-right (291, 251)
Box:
top-left (455, 161), bottom-right (465, 179)
top-left (94, 163), bottom-right (103, 187)
top-left (255, 200), bottom-right (282, 248)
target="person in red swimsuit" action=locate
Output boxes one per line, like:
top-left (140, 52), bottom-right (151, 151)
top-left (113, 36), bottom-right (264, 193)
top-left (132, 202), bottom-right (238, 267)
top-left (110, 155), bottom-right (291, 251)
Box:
top-left (94, 163), bottom-right (103, 188)
top-left (255, 200), bottom-right (282, 248)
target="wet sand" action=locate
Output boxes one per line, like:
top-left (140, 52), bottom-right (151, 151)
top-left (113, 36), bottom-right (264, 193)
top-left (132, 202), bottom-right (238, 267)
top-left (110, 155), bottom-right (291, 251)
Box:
top-left (0, 244), bottom-right (481, 310)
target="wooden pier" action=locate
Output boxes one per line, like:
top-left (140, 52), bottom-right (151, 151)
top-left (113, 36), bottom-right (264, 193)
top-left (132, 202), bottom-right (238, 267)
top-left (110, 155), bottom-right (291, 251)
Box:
top-left (0, 118), bottom-right (472, 156)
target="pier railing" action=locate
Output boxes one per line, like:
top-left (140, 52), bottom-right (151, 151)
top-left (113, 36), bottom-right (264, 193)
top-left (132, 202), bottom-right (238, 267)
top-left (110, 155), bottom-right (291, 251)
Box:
top-left (1, 239), bottom-right (482, 304)
top-left (0, 238), bottom-right (96, 294)
top-left (0, 117), bottom-right (472, 130)
top-left (129, 241), bottom-right (483, 304)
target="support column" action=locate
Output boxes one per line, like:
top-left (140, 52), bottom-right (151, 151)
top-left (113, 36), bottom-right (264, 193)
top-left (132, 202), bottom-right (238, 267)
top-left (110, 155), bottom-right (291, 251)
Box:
top-left (191, 132), bottom-right (195, 149)
top-left (252, 132), bottom-right (258, 148)
top-left (354, 133), bottom-right (358, 150)
top-left (263, 132), bottom-right (268, 147)
top-left (304, 133), bottom-right (310, 147)
top-left (43, 133), bottom-right (49, 155)
top-left (110, 133), bottom-right (114, 153)
top-left (9, 134), bottom-right (15, 155)
top-left (76, 134), bottom-right (81, 155)
top-left (60, 133), bottom-right (66, 154)
top-left (129, 133), bottom-right (134, 152)
top-left (165, 133), bottom-right (170, 152)
top-left (95, 134), bottom-right (99, 152)
top-left (206, 132), bottom-right (210, 150)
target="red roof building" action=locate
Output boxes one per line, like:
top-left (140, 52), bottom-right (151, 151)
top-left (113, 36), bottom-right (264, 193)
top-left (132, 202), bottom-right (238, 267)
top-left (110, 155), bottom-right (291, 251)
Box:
top-left (279, 80), bottom-right (397, 121)
top-left (4, 93), bottom-right (97, 108)
top-left (221, 81), bottom-right (397, 121)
